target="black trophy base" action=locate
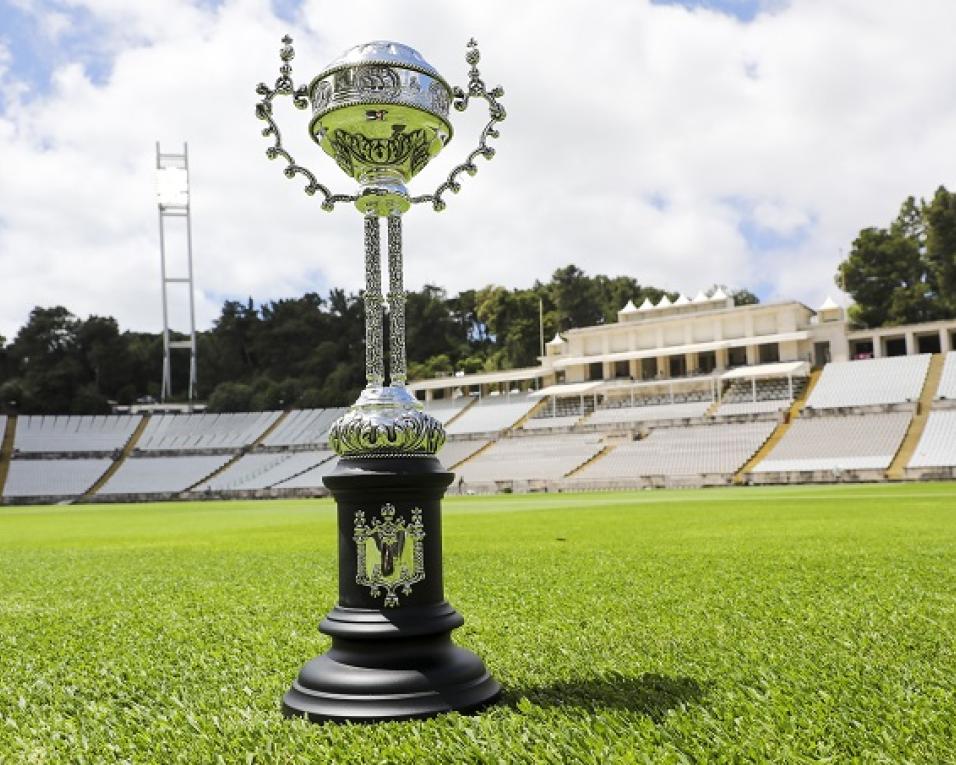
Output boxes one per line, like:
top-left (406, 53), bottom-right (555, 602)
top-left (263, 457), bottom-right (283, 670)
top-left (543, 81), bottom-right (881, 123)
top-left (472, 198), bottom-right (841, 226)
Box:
top-left (282, 602), bottom-right (501, 722)
top-left (283, 454), bottom-right (500, 723)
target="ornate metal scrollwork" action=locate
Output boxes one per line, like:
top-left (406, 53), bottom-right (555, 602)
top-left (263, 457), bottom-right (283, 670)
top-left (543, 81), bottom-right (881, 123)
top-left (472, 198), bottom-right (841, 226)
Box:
top-left (255, 35), bottom-right (356, 211)
top-left (328, 128), bottom-right (432, 177)
top-left (354, 503), bottom-right (425, 607)
top-left (411, 39), bottom-right (506, 212)
top-left (328, 401), bottom-right (446, 457)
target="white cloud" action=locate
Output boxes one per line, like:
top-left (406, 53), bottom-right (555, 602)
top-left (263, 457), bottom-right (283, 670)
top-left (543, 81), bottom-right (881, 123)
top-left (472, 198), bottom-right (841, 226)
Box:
top-left (751, 201), bottom-right (810, 235)
top-left (1, 0), bottom-right (955, 340)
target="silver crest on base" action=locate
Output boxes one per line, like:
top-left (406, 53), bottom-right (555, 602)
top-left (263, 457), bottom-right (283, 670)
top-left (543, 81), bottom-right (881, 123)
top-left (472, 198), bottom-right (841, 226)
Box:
top-left (353, 503), bottom-right (426, 607)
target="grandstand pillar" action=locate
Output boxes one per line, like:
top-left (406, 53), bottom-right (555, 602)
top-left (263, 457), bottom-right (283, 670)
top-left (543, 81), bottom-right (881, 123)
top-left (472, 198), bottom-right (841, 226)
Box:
top-left (905, 332), bottom-right (916, 356)
top-left (282, 457), bottom-right (500, 722)
top-left (941, 329), bottom-right (952, 353)
top-left (716, 348), bottom-right (728, 371)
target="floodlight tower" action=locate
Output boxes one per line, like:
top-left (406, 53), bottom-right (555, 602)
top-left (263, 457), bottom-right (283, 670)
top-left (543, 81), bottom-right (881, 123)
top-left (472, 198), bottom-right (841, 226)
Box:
top-left (155, 142), bottom-right (198, 404)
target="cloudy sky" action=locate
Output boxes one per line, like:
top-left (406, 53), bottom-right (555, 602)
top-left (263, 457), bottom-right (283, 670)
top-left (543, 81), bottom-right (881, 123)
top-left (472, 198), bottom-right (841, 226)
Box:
top-left (1, 0), bottom-right (955, 340)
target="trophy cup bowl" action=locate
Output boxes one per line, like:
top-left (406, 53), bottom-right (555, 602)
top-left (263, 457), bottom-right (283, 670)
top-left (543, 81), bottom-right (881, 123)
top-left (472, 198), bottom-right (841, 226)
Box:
top-left (308, 41), bottom-right (454, 216)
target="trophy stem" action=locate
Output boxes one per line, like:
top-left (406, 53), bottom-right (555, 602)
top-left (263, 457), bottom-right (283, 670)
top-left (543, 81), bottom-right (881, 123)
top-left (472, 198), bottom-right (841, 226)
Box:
top-left (363, 213), bottom-right (385, 388)
top-left (386, 213), bottom-right (407, 386)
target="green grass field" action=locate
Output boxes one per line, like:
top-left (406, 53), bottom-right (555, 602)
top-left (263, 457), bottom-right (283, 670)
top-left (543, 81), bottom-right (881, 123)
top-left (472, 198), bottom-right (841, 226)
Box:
top-left (1, 483), bottom-right (955, 763)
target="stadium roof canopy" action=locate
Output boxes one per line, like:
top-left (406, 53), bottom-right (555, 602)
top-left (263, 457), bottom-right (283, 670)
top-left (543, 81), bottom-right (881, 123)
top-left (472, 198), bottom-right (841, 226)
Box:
top-left (529, 381), bottom-right (603, 398)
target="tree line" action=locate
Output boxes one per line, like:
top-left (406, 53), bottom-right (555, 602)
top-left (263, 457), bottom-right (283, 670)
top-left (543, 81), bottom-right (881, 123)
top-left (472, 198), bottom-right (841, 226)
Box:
top-left (0, 266), bottom-right (755, 415)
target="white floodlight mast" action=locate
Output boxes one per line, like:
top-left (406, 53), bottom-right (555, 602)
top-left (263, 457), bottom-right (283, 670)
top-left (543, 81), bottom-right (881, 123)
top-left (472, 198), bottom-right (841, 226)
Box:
top-left (156, 142), bottom-right (198, 404)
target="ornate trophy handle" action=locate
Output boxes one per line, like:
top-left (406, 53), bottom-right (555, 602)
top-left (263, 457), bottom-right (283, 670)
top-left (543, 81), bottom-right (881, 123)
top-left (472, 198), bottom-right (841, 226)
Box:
top-left (255, 36), bottom-right (357, 211)
top-left (410, 39), bottom-right (506, 212)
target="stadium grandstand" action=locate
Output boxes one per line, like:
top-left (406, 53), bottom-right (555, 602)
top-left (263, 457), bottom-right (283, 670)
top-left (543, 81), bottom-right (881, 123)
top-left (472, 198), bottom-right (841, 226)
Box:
top-left (2, 295), bottom-right (956, 503)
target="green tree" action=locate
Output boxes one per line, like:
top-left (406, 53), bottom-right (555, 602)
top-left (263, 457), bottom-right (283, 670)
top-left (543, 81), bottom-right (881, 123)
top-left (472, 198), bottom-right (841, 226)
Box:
top-left (924, 186), bottom-right (956, 316)
top-left (836, 189), bottom-right (956, 327)
top-left (549, 265), bottom-right (603, 330)
top-left (207, 382), bottom-right (253, 412)
top-left (476, 286), bottom-right (543, 369)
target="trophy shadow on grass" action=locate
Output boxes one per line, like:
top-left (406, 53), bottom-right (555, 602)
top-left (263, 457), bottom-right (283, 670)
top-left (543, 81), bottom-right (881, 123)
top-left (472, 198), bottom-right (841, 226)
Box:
top-left (507, 673), bottom-right (707, 721)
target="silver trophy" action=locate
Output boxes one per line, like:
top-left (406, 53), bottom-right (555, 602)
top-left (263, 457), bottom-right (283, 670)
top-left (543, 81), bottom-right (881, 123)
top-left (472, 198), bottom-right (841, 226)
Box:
top-left (255, 37), bottom-right (505, 458)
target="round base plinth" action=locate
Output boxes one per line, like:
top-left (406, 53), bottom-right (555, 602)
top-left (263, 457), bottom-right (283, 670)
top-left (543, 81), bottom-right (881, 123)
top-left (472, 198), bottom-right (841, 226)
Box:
top-left (282, 603), bottom-right (501, 722)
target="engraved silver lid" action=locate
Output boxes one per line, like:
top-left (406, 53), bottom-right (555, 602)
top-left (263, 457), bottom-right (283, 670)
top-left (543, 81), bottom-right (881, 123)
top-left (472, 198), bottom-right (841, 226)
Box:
top-left (315, 41), bottom-right (450, 90)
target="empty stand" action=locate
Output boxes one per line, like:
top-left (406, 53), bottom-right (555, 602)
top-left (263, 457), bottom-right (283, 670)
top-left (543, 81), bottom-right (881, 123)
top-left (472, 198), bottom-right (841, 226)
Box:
top-left (908, 410), bottom-right (956, 468)
top-left (804, 355), bottom-right (930, 409)
top-left (456, 434), bottom-right (605, 483)
top-left (936, 352), bottom-right (956, 400)
top-left (137, 412), bottom-right (280, 451)
top-left (273, 458), bottom-right (340, 489)
top-left (586, 400), bottom-right (711, 426)
top-left (261, 409), bottom-right (345, 447)
top-left (196, 450), bottom-right (334, 491)
top-left (437, 439), bottom-right (490, 469)
top-left (576, 421), bottom-right (775, 480)
top-left (753, 412), bottom-right (911, 473)
top-left (423, 397), bottom-right (472, 425)
top-left (715, 377), bottom-right (807, 417)
top-left (4, 458), bottom-right (112, 498)
top-left (445, 394), bottom-right (537, 436)
top-left (14, 415), bottom-right (141, 453)
top-left (715, 400), bottom-right (787, 416)
top-left (98, 455), bottom-right (231, 494)
top-left (522, 415), bottom-right (581, 430)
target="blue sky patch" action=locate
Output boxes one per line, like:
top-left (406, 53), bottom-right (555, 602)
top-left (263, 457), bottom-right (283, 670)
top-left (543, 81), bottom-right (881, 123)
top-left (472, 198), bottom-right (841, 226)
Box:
top-left (738, 214), bottom-right (813, 251)
top-left (270, 0), bottom-right (303, 25)
top-left (650, 0), bottom-right (786, 23)
top-left (0, 0), bottom-right (116, 105)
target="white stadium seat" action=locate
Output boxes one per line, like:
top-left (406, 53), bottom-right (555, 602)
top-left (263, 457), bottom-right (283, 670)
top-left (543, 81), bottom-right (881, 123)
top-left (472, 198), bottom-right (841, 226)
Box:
top-left (261, 409), bottom-right (345, 447)
top-left (3, 458), bottom-right (111, 497)
top-left (272, 458), bottom-right (340, 489)
top-left (99, 455), bottom-right (231, 494)
top-left (935, 352), bottom-right (956, 400)
top-left (455, 434), bottom-right (605, 483)
top-left (444, 394), bottom-right (537, 436)
top-left (753, 413), bottom-right (910, 472)
top-left (804, 355), bottom-right (930, 409)
top-left (587, 400), bottom-right (711, 425)
top-left (908, 410), bottom-right (956, 468)
top-left (136, 412), bottom-right (280, 451)
top-left (436, 440), bottom-right (489, 469)
top-left (423, 397), bottom-right (473, 425)
top-left (14, 415), bottom-right (141, 453)
top-left (195, 451), bottom-right (334, 491)
top-left (576, 421), bottom-right (775, 479)
top-left (715, 400), bottom-right (788, 416)
top-left (522, 415), bottom-right (582, 430)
